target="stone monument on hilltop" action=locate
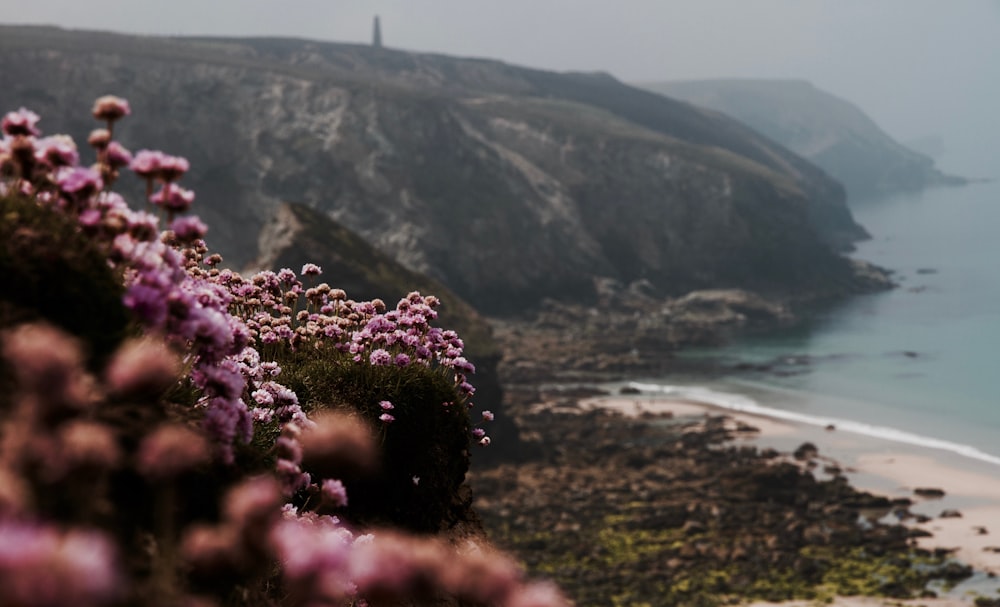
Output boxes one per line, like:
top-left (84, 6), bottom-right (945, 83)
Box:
top-left (373, 15), bottom-right (383, 48)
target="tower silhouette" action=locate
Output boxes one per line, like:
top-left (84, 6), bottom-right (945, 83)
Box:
top-left (373, 15), bottom-right (383, 48)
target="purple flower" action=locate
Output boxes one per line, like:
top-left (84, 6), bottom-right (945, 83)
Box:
top-left (104, 140), bottom-right (133, 168)
top-left (252, 389), bottom-right (275, 406)
top-left (91, 95), bottom-right (131, 122)
top-left (123, 283), bottom-right (168, 327)
top-left (0, 522), bottom-right (122, 607)
top-left (35, 135), bottom-right (78, 167)
top-left (169, 215), bottom-right (208, 242)
top-left (482, 410), bottom-right (494, 422)
top-left (369, 348), bottom-right (392, 366)
top-left (472, 428), bottom-right (486, 439)
top-left (301, 263), bottom-right (322, 276)
top-left (321, 479), bottom-right (349, 508)
top-left (393, 353), bottom-right (411, 367)
top-left (56, 166), bottom-right (103, 199)
top-left (150, 184), bottom-right (195, 213)
top-left (130, 149), bottom-right (165, 178)
top-left (87, 128), bottom-right (111, 149)
top-left (136, 424), bottom-right (210, 479)
top-left (1, 107), bottom-right (40, 136)
top-left (159, 154), bottom-right (190, 182)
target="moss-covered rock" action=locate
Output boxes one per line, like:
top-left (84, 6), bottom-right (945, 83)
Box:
top-left (278, 344), bottom-right (473, 533)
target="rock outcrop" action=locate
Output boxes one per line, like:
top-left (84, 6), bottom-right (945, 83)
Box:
top-left (2, 26), bottom-right (876, 314)
top-left (644, 79), bottom-right (966, 202)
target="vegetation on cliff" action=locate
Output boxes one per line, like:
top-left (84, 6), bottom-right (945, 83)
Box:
top-left (0, 98), bottom-right (565, 606)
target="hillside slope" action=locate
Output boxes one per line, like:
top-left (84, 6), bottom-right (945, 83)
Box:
top-left (1, 26), bottom-right (875, 313)
top-left (644, 79), bottom-right (965, 201)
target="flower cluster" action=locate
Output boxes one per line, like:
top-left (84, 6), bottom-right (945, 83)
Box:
top-left (0, 97), bottom-right (529, 607)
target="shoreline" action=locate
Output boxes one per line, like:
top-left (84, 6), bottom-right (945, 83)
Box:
top-left (581, 392), bottom-right (1000, 582)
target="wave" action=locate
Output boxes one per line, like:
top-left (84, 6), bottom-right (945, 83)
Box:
top-left (625, 381), bottom-right (1000, 467)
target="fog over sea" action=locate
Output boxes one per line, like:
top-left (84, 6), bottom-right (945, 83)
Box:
top-left (644, 152), bottom-right (1000, 466)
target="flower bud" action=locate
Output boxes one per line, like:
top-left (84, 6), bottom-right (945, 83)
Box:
top-left (91, 95), bottom-right (131, 122)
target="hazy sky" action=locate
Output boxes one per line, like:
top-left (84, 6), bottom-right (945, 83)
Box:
top-left (6, 1), bottom-right (999, 173)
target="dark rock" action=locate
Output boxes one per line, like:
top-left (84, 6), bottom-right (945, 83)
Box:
top-left (619, 386), bottom-right (641, 395)
top-left (940, 509), bottom-right (963, 518)
top-left (914, 487), bottom-right (946, 498)
top-left (793, 442), bottom-right (819, 461)
top-left (907, 528), bottom-right (934, 538)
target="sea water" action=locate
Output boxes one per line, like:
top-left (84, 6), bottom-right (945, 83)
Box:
top-left (664, 177), bottom-right (1000, 464)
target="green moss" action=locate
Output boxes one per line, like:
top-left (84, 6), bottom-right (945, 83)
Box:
top-left (274, 343), bottom-right (472, 532)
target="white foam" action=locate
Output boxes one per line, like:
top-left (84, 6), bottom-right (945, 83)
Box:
top-left (625, 381), bottom-right (1000, 467)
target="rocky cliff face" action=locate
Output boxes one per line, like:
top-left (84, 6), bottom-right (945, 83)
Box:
top-left (644, 79), bottom-right (965, 202)
top-left (1, 27), bottom-right (875, 314)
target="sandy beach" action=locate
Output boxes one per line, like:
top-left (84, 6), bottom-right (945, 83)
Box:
top-left (579, 395), bottom-right (1000, 604)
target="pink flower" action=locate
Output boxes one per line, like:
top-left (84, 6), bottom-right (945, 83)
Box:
top-left (136, 424), bottom-right (211, 479)
top-left (1, 323), bottom-right (92, 410)
top-left (321, 479), bottom-right (349, 508)
top-left (56, 166), bottom-right (103, 199)
top-left (0, 522), bottom-right (122, 607)
top-left (369, 348), bottom-right (392, 366)
top-left (50, 421), bottom-right (121, 477)
top-left (159, 154), bottom-right (190, 182)
top-left (482, 410), bottom-right (494, 422)
top-left (379, 400), bottom-right (394, 411)
top-left (150, 184), bottom-right (195, 213)
top-left (393, 353), bottom-right (411, 367)
top-left (299, 412), bottom-right (378, 478)
top-left (379, 413), bottom-right (395, 424)
top-left (35, 135), bottom-right (78, 167)
top-left (170, 215), bottom-right (208, 242)
top-left (479, 436), bottom-right (491, 446)
top-left (130, 149), bottom-right (165, 178)
top-left (301, 263), bottom-right (322, 276)
top-left (104, 337), bottom-right (180, 398)
top-left (87, 128), bottom-right (111, 149)
top-left (506, 581), bottom-right (572, 607)
top-left (91, 95), bottom-right (131, 122)
top-left (1, 107), bottom-right (40, 136)
top-left (224, 475), bottom-right (282, 533)
top-left (104, 141), bottom-right (133, 168)
top-left (472, 428), bottom-right (486, 439)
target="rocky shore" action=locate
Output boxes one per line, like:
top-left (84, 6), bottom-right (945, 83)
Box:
top-left (469, 322), bottom-right (989, 606)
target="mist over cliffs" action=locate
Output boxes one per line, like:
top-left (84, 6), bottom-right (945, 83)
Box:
top-left (1, 26), bottom-right (880, 313)
top-left (643, 79), bottom-right (965, 202)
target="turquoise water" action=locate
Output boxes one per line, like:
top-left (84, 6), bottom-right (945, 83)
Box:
top-left (676, 178), bottom-right (1000, 461)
